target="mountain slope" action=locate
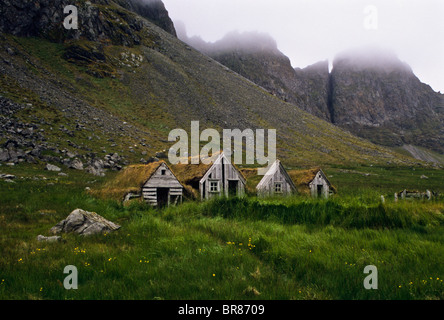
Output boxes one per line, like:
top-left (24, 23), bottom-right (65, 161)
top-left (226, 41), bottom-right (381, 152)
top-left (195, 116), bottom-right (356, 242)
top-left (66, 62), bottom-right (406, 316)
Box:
top-left (0, 0), bottom-right (418, 172)
top-left (179, 30), bottom-right (444, 162)
top-left (180, 30), bottom-right (332, 122)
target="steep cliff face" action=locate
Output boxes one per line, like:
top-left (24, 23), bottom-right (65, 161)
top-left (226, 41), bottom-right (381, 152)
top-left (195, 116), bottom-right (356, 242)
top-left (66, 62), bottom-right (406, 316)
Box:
top-left (292, 61), bottom-right (331, 121)
top-left (0, 0), bottom-right (79, 39)
top-left (330, 48), bottom-right (444, 154)
top-left (0, 0), bottom-right (175, 44)
top-left (114, 0), bottom-right (176, 36)
top-left (207, 32), bottom-right (297, 100)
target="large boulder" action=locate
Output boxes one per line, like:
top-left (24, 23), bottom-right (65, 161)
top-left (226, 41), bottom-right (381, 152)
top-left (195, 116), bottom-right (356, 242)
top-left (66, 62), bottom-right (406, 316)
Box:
top-left (50, 209), bottom-right (120, 236)
top-left (45, 163), bottom-right (62, 172)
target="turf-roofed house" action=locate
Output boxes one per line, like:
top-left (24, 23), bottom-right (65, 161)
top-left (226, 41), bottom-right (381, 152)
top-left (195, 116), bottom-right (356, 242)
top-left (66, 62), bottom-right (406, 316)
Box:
top-left (171, 152), bottom-right (247, 200)
top-left (93, 161), bottom-right (184, 207)
top-left (255, 160), bottom-right (297, 197)
top-left (288, 168), bottom-right (335, 198)
top-left (142, 162), bottom-right (184, 207)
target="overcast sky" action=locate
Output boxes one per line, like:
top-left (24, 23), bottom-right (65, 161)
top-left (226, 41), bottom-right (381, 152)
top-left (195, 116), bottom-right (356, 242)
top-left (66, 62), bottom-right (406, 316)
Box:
top-left (162, 0), bottom-right (444, 93)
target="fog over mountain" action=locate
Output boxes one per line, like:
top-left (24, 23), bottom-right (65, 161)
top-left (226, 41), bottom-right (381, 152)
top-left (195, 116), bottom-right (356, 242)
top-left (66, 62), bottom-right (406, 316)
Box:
top-left (176, 23), bottom-right (444, 160)
top-left (164, 0), bottom-right (444, 94)
top-left (332, 46), bottom-right (413, 73)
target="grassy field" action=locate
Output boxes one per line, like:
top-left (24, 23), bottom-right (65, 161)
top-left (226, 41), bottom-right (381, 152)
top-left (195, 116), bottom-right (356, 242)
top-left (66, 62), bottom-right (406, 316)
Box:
top-left (0, 163), bottom-right (443, 300)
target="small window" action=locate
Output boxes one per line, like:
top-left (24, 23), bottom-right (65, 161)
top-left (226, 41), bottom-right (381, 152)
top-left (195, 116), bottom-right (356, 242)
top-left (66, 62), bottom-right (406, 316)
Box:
top-left (275, 182), bottom-right (282, 193)
top-left (161, 169), bottom-right (166, 176)
top-left (209, 181), bottom-right (219, 193)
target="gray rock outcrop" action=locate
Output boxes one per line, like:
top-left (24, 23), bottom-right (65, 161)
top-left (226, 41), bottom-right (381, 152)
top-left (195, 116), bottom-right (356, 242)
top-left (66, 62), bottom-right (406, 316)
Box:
top-left (115, 0), bottom-right (177, 36)
top-left (0, 0), bottom-right (175, 44)
top-left (329, 47), bottom-right (444, 154)
top-left (85, 159), bottom-right (105, 176)
top-left (50, 208), bottom-right (120, 236)
top-left (69, 159), bottom-right (84, 170)
top-left (45, 163), bottom-right (62, 172)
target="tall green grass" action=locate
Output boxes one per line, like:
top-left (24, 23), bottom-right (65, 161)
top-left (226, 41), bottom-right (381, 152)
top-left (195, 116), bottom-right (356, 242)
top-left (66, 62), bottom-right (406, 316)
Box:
top-left (0, 165), bottom-right (443, 300)
top-left (178, 196), bottom-right (444, 230)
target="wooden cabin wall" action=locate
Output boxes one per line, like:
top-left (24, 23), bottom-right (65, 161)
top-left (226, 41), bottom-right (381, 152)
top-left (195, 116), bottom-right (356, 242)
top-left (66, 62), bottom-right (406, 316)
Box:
top-left (142, 163), bottom-right (183, 206)
top-left (309, 172), bottom-right (330, 198)
top-left (200, 161), bottom-right (245, 200)
top-left (257, 167), bottom-right (293, 197)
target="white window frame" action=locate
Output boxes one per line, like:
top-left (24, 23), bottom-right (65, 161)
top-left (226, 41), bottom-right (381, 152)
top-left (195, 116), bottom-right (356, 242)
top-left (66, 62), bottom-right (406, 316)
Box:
top-left (209, 180), bottom-right (220, 193)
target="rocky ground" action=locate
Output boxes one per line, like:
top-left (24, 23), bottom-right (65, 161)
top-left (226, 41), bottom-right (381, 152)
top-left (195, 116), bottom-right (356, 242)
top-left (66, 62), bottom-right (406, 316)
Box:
top-left (0, 96), bottom-right (166, 176)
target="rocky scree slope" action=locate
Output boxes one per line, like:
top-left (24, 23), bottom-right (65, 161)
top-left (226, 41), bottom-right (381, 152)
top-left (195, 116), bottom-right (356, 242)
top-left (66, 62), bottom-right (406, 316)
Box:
top-left (183, 31), bottom-right (332, 122)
